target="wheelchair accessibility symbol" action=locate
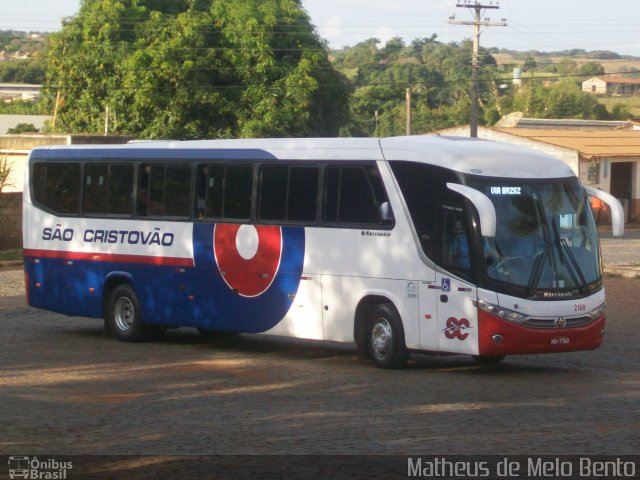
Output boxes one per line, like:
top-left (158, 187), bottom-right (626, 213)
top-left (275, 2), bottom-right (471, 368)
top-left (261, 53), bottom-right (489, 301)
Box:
top-left (441, 278), bottom-right (451, 292)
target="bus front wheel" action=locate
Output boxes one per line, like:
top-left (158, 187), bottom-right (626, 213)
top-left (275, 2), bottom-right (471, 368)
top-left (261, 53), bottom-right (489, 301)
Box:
top-left (106, 285), bottom-right (148, 342)
top-left (368, 303), bottom-right (409, 369)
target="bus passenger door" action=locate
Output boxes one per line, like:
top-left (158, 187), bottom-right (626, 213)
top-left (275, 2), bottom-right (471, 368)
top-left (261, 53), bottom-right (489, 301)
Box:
top-left (435, 205), bottom-right (479, 355)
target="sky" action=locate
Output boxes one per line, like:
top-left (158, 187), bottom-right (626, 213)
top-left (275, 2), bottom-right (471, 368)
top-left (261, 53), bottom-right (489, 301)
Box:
top-left (1, 0), bottom-right (640, 57)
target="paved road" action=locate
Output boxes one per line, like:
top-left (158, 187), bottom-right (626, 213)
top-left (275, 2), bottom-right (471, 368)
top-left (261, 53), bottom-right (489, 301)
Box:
top-left (0, 276), bottom-right (639, 460)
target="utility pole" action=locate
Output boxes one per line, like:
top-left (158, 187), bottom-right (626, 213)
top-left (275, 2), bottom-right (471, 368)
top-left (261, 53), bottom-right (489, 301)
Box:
top-left (448, 1), bottom-right (506, 138)
top-left (405, 88), bottom-right (411, 136)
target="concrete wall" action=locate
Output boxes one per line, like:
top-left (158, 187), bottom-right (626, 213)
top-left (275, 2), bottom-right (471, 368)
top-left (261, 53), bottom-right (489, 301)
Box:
top-left (0, 134), bottom-right (133, 193)
top-left (0, 192), bottom-right (22, 250)
top-left (0, 135), bottom-right (71, 193)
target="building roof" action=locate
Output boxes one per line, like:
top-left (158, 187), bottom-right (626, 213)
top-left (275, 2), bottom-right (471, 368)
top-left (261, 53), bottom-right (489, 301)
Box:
top-left (587, 76), bottom-right (640, 85)
top-left (495, 113), bottom-right (632, 130)
top-left (492, 128), bottom-right (640, 158)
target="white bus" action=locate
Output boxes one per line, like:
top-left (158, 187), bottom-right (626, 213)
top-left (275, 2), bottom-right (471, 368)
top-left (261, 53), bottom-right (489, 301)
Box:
top-left (23, 136), bottom-right (623, 368)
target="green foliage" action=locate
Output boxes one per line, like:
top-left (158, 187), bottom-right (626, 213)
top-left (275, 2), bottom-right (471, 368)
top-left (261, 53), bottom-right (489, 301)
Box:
top-left (0, 249), bottom-right (22, 262)
top-left (0, 99), bottom-right (42, 115)
top-left (578, 62), bottom-right (605, 77)
top-left (506, 79), bottom-right (611, 120)
top-left (7, 123), bottom-right (39, 134)
top-left (0, 30), bottom-right (48, 54)
top-left (37, 14), bottom-right (640, 138)
top-left (610, 102), bottom-right (633, 120)
top-left (522, 57), bottom-right (537, 72)
top-left (0, 58), bottom-right (46, 83)
top-left (338, 37), bottom-right (495, 136)
top-left (43, 0), bottom-right (350, 139)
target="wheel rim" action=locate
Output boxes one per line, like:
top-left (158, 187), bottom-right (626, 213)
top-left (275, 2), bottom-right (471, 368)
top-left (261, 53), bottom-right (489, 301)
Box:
top-left (114, 297), bottom-right (135, 332)
top-left (371, 318), bottom-right (392, 359)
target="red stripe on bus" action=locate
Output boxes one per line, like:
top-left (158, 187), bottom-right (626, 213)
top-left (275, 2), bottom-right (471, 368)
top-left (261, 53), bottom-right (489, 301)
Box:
top-left (23, 249), bottom-right (194, 267)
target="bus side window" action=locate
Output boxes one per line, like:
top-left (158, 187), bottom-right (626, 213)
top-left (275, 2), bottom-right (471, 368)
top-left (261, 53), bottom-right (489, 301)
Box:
top-left (83, 163), bottom-right (109, 214)
top-left (259, 164), bottom-right (319, 223)
top-left (323, 164), bottom-right (391, 227)
top-left (84, 163), bottom-right (133, 216)
top-left (138, 163), bottom-right (190, 218)
top-left (32, 162), bottom-right (81, 215)
top-left (137, 164), bottom-right (150, 216)
top-left (109, 164), bottom-right (134, 215)
top-left (194, 163), bottom-right (252, 221)
top-left (224, 165), bottom-right (253, 220)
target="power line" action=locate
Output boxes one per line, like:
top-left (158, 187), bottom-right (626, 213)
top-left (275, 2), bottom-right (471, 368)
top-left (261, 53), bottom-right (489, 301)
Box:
top-left (38, 69), bottom-right (640, 93)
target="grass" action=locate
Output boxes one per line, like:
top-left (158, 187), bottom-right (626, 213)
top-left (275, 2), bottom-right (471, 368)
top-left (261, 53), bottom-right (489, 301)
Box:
top-left (0, 249), bottom-right (22, 262)
top-left (596, 95), bottom-right (640, 117)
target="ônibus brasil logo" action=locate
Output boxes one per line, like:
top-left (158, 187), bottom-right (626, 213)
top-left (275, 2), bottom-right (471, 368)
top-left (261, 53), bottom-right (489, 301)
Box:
top-left (8, 456), bottom-right (73, 479)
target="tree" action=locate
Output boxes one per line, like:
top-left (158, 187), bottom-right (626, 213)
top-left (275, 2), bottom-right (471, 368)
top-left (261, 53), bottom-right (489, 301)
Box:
top-left (0, 157), bottom-right (14, 192)
top-left (505, 79), bottom-right (611, 120)
top-left (578, 62), bottom-right (605, 77)
top-left (338, 37), bottom-right (498, 136)
top-left (610, 102), bottom-right (632, 120)
top-left (43, 0), bottom-right (350, 139)
top-left (522, 56), bottom-right (537, 72)
top-left (7, 123), bottom-right (39, 134)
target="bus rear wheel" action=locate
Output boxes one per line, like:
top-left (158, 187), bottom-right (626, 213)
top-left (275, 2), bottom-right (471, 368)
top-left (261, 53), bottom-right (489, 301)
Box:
top-left (106, 285), bottom-right (149, 342)
top-left (368, 303), bottom-right (408, 369)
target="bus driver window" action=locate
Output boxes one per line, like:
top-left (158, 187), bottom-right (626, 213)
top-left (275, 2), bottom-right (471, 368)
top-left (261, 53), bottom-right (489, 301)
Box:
top-left (443, 209), bottom-right (471, 271)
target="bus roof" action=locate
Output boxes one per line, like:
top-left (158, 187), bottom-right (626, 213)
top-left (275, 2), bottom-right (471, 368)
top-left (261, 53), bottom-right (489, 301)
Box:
top-left (30, 135), bottom-right (575, 179)
top-left (380, 136), bottom-right (575, 179)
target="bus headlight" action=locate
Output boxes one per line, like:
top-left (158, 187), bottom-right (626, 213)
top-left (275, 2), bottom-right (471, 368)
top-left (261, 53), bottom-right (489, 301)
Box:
top-left (587, 303), bottom-right (606, 320)
top-left (473, 299), bottom-right (527, 323)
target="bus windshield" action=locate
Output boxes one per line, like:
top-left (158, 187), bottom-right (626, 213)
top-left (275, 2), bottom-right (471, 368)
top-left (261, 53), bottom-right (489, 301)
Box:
top-left (466, 176), bottom-right (602, 297)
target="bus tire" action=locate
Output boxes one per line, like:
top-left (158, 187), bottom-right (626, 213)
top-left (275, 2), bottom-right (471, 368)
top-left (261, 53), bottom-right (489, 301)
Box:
top-left (106, 284), bottom-right (148, 342)
top-left (368, 303), bottom-right (408, 369)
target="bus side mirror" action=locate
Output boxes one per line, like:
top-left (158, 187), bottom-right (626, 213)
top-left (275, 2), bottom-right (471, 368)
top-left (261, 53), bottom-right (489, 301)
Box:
top-left (584, 185), bottom-right (624, 237)
top-left (380, 201), bottom-right (394, 227)
top-left (446, 183), bottom-right (496, 237)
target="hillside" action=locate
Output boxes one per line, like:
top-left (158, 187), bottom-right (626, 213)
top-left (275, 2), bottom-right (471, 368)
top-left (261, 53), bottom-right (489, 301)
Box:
top-left (488, 48), bottom-right (640, 77)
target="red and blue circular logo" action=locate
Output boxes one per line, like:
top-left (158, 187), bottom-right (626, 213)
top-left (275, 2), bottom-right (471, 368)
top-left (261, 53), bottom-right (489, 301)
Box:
top-left (213, 224), bottom-right (283, 297)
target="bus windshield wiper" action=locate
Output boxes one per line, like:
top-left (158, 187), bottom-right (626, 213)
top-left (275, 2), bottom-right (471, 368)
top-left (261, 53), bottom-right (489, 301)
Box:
top-left (551, 221), bottom-right (587, 292)
top-left (560, 238), bottom-right (588, 292)
top-left (527, 242), bottom-right (549, 296)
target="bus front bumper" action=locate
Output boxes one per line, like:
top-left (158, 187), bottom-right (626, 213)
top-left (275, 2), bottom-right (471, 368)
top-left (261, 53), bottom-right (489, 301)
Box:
top-left (477, 309), bottom-right (606, 356)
